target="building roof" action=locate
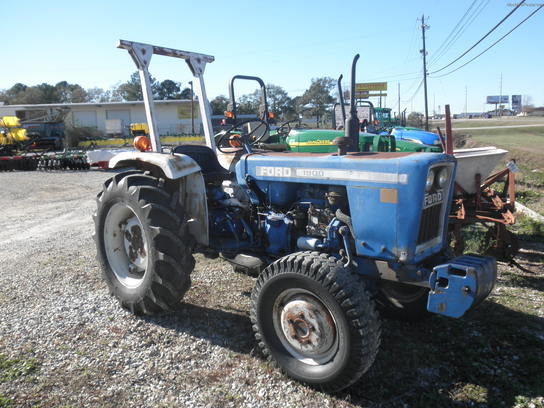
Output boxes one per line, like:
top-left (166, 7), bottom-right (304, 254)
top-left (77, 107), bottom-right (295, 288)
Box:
top-left (0, 100), bottom-right (191, 109)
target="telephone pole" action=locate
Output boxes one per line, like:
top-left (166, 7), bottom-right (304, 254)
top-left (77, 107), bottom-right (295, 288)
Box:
top-left (420, 15), bottom-right (430, 130)
top-left (465, 85), bottom-right (468, 117)
top-left (397, 82), bottom-right (401, 121)
top-left (499, 73), bottom-right (503, 117)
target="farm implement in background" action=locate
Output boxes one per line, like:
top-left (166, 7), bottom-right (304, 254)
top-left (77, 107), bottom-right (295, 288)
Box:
top-left (0, 116), bottom-right (89, 171)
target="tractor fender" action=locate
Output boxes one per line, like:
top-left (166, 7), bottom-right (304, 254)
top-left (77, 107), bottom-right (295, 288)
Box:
top-left (109, 151), bottom-right (209, 246)
top-left (109, 151), bottom-right (201, 179)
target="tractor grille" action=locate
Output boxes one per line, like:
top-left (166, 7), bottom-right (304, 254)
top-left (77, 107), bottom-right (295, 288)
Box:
top-left (416, 162), bottom-right (455, 251)
top-left (417, 203), bottom-right (443, 245)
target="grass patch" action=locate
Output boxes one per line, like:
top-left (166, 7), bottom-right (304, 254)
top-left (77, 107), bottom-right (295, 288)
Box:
top-left (0, 395), bottom-right (13, 408)
top-left (466, 126), bottom-right (544, 156)
top-left (446, 117), bottom-right (544, 129)
top-left (0, 354), bottom-right (39, 382)
top-left (346, 288), bottom-right (544, 407)
top-left (513, 215), bottom-right (544, 243)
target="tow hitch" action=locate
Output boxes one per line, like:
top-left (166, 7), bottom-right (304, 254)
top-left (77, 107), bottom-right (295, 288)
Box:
top-left (427, 255), bottom-right (497, 318)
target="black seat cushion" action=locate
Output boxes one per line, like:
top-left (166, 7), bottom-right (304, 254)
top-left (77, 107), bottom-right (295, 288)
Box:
top-left (172, 145), bottom-right (231, 180)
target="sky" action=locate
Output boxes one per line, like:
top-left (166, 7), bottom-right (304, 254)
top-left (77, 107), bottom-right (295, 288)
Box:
top-left (1, 0), bottom-right (542, 114)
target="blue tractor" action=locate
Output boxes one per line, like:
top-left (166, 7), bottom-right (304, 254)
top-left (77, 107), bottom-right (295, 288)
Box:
top-left (94, 41), bottom-right (497, 392)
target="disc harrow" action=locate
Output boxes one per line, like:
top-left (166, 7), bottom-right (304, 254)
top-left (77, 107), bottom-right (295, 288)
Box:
top-left (0, 151), bottom-right (89, 172)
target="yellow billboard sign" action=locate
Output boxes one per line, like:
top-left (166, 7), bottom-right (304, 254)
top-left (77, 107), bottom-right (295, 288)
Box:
top-left (177, 103), bottom-right (199, 119)
top-left (355, 82), bottom-right (388, 92)
top-left (354, 91), bottom-right (370, 99)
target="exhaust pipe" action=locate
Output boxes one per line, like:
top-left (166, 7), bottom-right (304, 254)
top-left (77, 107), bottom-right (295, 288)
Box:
top-left (344, 54), bottom-right (360, 152)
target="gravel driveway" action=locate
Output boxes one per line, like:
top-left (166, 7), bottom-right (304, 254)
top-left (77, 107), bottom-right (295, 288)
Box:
top-left (0, 171), bottom-right (349, 407)
top-left (1, 171), bottom-right (542, 408)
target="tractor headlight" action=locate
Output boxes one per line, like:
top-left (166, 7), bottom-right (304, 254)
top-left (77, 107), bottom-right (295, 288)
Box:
top-left (425, 169), bottom-right (435, 191)
top-left (436, 167), bottom-right (449, 188)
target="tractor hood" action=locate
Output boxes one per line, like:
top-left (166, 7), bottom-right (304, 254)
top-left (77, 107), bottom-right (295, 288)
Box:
top-left (236, 150), bottom-right (456, 264)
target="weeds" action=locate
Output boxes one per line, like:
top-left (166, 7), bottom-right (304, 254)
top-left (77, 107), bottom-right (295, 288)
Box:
top-left (514, 215), bottom-right (544, 242)
top-left (0, 395), bottom-right (13, 408)
top-left (0, 354), bottom-right (39, 382)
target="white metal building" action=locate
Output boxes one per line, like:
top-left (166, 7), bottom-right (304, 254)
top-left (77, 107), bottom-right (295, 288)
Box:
top-left (0, 100), bottom-right (201, 136)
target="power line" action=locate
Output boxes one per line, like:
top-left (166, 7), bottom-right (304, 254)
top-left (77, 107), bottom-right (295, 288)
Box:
top-left (403, 20), bottom-right (420, 65)
top-left (430, 0), bottom-right (526, 74)
top-left (430, 4), bottom-right (543, 78)
top-left (403, 78), bottom-right (424, 104)
top-left (430, 0), bottom-right (490, 67)
top-left (429, 0), bottom-right (478, 65)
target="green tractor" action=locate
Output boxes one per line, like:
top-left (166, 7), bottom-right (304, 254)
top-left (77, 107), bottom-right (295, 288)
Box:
top-left (219, 75), bottom-right (440, 155)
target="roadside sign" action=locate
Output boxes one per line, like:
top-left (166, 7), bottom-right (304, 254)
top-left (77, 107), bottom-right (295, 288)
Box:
top-left (486, 95), bottom-right (509, 104)
top-left (511, 95), bottom-right (522, 112)
top-left (355, 82), bottom-right (388, 92)
top-left (354, 90), bottom-right (370, 99)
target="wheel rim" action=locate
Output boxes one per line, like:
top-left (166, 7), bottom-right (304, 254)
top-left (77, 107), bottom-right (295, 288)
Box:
top-left (103, 203), bottom-right (149, 289)
top-left (272, 289), bottom-right (339, 366)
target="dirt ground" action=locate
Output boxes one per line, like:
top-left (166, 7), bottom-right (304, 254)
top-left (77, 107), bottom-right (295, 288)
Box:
top-left (0, 170), bottom-right (543, 408)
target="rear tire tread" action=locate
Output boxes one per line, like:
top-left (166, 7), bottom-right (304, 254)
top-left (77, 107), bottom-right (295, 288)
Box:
top-left (95, 171), bottom-right (194, 315)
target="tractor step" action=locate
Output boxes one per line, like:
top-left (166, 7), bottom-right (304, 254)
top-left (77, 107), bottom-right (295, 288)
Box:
top-left (427, 255), bottom-right (496, 318)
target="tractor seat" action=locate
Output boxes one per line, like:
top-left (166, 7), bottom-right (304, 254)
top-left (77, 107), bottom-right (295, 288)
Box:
top-left (172, 144), bottom-right (232, 182)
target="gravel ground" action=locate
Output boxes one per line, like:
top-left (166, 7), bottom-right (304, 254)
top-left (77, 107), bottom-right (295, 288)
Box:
top-left (0, 170), bottom-right (542, 408)
top-left (0, 171), bottom-right (348, 407)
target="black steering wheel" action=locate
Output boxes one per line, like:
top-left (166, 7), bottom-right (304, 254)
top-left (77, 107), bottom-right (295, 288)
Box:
top-left (277, 119), bottom-right (309, 137)
top-left (215, 117), bottom-right (269, 153)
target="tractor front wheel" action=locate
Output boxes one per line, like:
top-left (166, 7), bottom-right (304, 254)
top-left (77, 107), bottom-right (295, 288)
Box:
top-left (251, 252), bottom-right (381, 392)
top-left (94, 171), bottom-right (194, 315)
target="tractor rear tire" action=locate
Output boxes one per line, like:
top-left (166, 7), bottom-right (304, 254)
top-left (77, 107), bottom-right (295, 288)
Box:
top-left (94, 170), bottom-right (194, 315)
top-left (251, 251), bottom-right (381, 392)
top-left (376, 281), bottom-right (430, 322)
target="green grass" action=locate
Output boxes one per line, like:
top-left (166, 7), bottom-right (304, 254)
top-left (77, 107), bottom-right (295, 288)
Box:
top-left (0, 354), bottom-right (39, 382)
top-left (0, 395), bottom-right (13, 408)
top-left (513, 215), bottom-right (544, 243)
top-left (431, 117), bottom-right (544, 129)
top-left (343, 278), bottom-right (544, 407)
top-left (464, 126), bottom-right (544, 157)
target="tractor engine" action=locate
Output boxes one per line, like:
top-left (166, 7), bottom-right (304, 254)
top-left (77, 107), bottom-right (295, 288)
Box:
top-left (206, 179), bottom-right (347, 258)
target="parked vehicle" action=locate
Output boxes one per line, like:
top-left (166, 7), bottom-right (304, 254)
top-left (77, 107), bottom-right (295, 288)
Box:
top-left (94, 41), bottom-right (497, 392)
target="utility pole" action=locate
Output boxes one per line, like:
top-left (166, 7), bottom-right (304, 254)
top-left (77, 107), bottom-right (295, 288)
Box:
top-left (397, 82), bottom-right (401, 122)
top-left (465, 85), bottom-right (468, 117)
top-left (420, 15), bottom-right (430, 130)
top-left (189, 80), bottom-right (195, 134)
top-left (499, 73), bottom-right (503, 118)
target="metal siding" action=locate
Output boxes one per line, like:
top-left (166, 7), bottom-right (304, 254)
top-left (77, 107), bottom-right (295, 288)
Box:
top-left (105, 109), bottom-right (131, 135)
top-left (73, 110), bottom-right (97, 127)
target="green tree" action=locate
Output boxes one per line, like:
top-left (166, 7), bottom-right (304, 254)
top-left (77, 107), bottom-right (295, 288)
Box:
top-left (86, 87), bottom-right (112, 103)
top-left (55, 81), bottom-right (87, 103)
top-left (265, 84), bottom-right (292, 119)
top-left (237, 92), bottom-right (260, 115)
top-left (156, 79), bottom-right (181, 100)
top-left (179, 87), bottom-right (192, 99)
top-left (115, 72), bottom-right (159, 101)
top-left (210, 95), bottom-right (229, 115)
top-left (301, 77), bottom-right (335, 127)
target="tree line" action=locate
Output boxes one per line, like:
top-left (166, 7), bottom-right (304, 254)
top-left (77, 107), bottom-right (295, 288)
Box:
top-left (210, 77), bottom-right (336, 124)
top-left (0, 72), bottom-right (192, 106)
top-left (1, 73), bottom-right (338, 125)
